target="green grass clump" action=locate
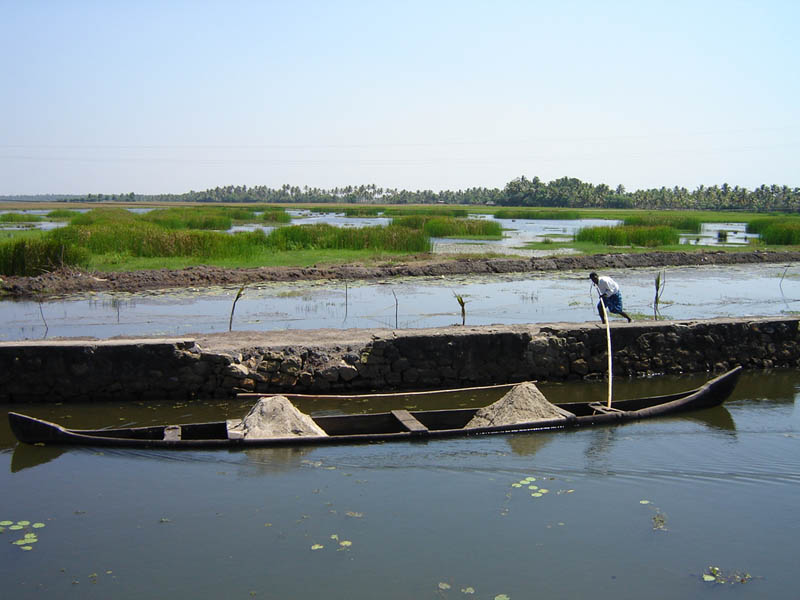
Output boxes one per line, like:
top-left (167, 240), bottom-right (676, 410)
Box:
top-left (142, 207), bottom-right (234, 230)
top-left (0, 212), bottom-right (43, 223)
top-left (265, 223), bottom-right (430, 252)
top-left (493, 209), bottom-right (580, 220)
top-left (69, 207), bottom-right (137, 226)
top-left (622, 214), bottom-right (702, 233)
top-left (49, 221), bottom-right (268, 259)
top-left (575, 225), bottom-right (679, 247)
top-left (745, 217), bottom-right (786, 234)
top-left (757, 222), bottom-right (800, 245)
top-left (0, 237), bottom-right (89, 276)
top-left (384, 207), bottom-right (469, 218)
top-left (261, 208), bottom-right (292, 224)
top-left (46, 209), bottom-right (81, 219)
top-left (341, 207), bottom-right (382, 217)
top-left (392, 216), bottom-right (501, 238)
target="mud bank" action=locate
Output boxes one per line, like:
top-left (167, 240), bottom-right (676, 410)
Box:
top-left (3, 250), bottom-right (800, 299)
top-left (2, 316), bottom-right (798, 402)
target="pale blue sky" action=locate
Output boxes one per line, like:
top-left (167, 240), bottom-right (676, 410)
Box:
top-left (1, 0), bottom-right (798, 195)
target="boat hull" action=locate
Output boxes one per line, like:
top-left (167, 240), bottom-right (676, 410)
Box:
top-left (8, 367), bottom-right (742, 449)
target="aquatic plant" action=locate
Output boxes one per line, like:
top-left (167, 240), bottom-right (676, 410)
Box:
top-left (654, 270), bottom-right (666, 320)
top-left (229, 285), bottom-right (246, 331)
top-left (493, 209), bottom-right (580, 220)
top-left (575, 225), bottom-right (679, 247)
top-left (0, 212), bottom-right (43, 223)
top-left (623, 214), bottom-right (701, 233)
top-left (453, 292), bottom-right (466, 325)
top-left (0, 237), bottom-right (89, 276)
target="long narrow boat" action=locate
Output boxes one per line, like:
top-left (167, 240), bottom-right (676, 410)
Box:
top-left (8, 367), bottom-right (741, 449)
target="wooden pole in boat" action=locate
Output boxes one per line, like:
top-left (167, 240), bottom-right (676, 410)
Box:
top-left (594, 284), bottom-right (613, 408)
top-left (602, 302), bottom-right (613, 408)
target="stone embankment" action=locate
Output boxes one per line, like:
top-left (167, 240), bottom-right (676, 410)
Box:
top-left (1, 317), bottom-right (798, 402)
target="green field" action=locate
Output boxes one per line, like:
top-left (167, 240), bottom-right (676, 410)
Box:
top-left (1, 203), bottom-right (798, 276)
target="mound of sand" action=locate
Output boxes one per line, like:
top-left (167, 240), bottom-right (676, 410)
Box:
top-left (227, 395), bottom-right (328, 439)
top-left (465, 382), bottom-right (573, 428)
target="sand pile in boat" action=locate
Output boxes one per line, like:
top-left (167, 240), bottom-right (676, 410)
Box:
top-left (228, 395), bottom-right (328, 439)
top-left (465, 382), bottom-right (573, 428)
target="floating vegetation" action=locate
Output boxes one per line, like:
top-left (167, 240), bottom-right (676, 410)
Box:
top-left (510, 476), bottom-right (558, 500)
top-left (702, 565), bottom-right (754, 585)
top-left (3, 519), bottom-right (46, 551)
top-left (436, 580), bottom-right (509, 598)
top-left (311, 544), bottom-right (324, 550)
top-left (651, 512), bottom-right (667, 531)
top-left (639, 500), bottom-right (667, 531)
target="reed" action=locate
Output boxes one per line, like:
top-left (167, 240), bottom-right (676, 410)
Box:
top-left (384, 207), bottom-right (469, 218)
top-left (392, 216), bottom-right (501, 237)
top-left (142, 207), bottom-right (234, 230)
top-left (260, 208), bottom-right (292, 223)
top-left (265, 223), bottom-right (430, 252)
top-left (746, 217), bottom-right (786, 234)
top-left (0, 212), bottom-right (43, 223)
top-left (622, 214), bottom-right (702, 232)
top-left (48, 222), bottom-right (269, 258)
top-left (493, 209), bottom-right (580, 220)
top-left (756, 222), bottom-right (800, 245)
top-left (575, 225), bottom-right (679, 247)
top-left (0, 237), bottom-right (89, 276)
top-left (46, 209), bottom-right (81, 219)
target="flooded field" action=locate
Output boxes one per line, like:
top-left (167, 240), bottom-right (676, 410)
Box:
top-left (1, 368), bottom-right (798, 599)
top-left (2, 262), bottom-right (800, 341)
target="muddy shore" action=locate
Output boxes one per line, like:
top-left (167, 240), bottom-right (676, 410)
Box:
top-left (2, 250), bottom-right (800, 299)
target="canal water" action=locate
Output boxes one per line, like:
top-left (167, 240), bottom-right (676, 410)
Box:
top-left (3, 262), bottom-right (800, 341)
top-left (1, 368), bottom-right (798, 598)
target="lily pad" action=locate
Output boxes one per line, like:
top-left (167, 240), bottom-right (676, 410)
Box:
top-left (339, 540), bottom-right (352, 547)
top-left (438, 582), bottom-right (451, 590)
top-left (0, 521), bottom-right (12, 526)
top-left (21, 546), bottom-right (33, 551)
top-left (16, 520), bottom-right (30, 526)
top-left (461, 587), bottom-right (475, 594)
top-left (703, 574), bottom-right (716, 582)
top-left (639, 500), bottom-right (651, 505)
top-left (311, 544), bottom-right (324, 550)
top-left (32, 523), bottom-right (46, 529)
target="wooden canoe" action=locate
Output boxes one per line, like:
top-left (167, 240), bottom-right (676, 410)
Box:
top-left (7, 367), bottom-right (742, 449)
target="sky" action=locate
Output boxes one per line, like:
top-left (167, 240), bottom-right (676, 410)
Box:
top-left (1, 0), bottom-right (798, 196)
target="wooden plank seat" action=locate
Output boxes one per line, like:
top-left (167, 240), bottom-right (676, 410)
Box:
top-left (391, 410), bottom-right (429, 435)
top-left (587, 402), bottom-right (625, 415)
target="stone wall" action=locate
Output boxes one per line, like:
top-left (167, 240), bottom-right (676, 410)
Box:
top-left (1, 317), bottom-right (799, 403)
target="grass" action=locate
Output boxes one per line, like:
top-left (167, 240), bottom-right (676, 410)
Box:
top-left (493, 209), bottom-right (580, 220)
top-left (622, 214), bottom-right (702, 233)
top-left (4, 202), bottom-right (800, 276)
top-left (575, 225), bottom-right (680, 247)
top-left (392, 215), bottom-right (502, 238)
top-left (0, 212), bottom-right (43, 223)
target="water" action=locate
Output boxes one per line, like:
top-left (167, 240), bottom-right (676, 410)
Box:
top-left (1, 368), bottom-right (798, 598)
top-left (3, 263), bottom-right (800, 341)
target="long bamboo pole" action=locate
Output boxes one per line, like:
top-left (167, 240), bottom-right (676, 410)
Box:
top-left (594, 286), bottom-right (613, 408)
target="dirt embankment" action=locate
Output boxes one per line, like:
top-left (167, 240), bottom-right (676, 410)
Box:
top-left (2, 250), bottom-right (800, 299)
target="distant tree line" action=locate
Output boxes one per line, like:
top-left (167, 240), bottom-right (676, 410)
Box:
top-left (4, 177), bottom-right (799, 212)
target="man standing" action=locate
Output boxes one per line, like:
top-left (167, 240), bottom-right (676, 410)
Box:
top-left (589, 272), bottom-right (632, 323)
